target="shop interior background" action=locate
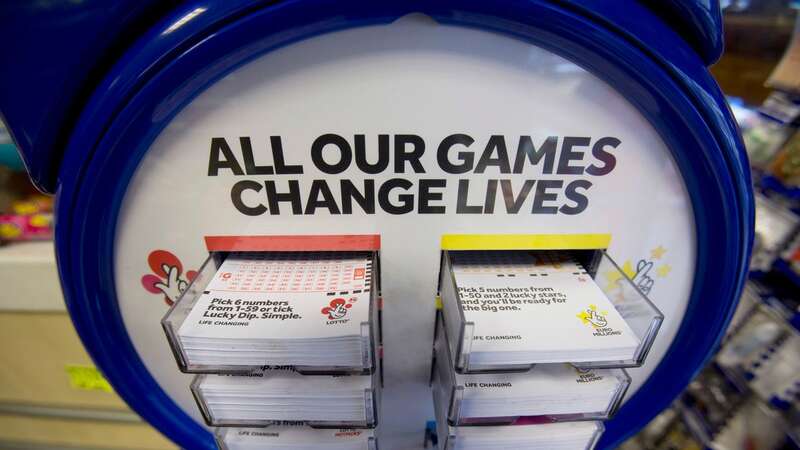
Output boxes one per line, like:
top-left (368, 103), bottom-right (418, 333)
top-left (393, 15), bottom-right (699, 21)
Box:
top-left (0, 1), bottom-right (799, 449)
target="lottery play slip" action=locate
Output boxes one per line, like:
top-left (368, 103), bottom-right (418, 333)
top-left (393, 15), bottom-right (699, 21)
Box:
top-left (441, 250), bottom-right (641, 369)
top-left (435, 409), bottom-right (604, 450)
top-left (216, 426), bottom-right (377, 450)
top-left (193, 367), bottom-right (376, 427)
top-left (173, 252), bottom-right (375, 370)
top-left (432, 314), bottom-right (630, 423)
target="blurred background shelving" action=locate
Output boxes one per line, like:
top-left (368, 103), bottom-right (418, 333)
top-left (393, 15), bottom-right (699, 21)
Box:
top-left (0, 153), bottom-right (175, 448)
top-left (622, 3), bottom-right (800, 448)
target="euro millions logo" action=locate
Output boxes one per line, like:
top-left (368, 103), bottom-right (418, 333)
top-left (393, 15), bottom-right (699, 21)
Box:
top-left (321, 298), bottom-right (354, 320)
top-left (577, 304), bottom-right (608, 329)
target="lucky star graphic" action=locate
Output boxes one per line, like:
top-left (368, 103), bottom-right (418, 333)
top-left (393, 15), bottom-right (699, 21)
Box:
top-left (650, 246), bottom-right (667, 259)
top-left (621, 260), bottom-right (636, 279)
top-left (604, 268), bottom-right (623, 291)
top-left (603, 245), bottom-right (671, 292)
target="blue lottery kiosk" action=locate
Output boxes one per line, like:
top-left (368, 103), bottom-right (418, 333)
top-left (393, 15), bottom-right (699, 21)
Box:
top-left (1, 1), bottom-right (753, 449)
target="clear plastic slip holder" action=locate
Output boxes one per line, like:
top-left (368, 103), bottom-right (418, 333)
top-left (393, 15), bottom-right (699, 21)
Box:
top-left (191, 346), bottom-right (382, 428)
top-left (431, 312), bottom-right (630, 426)
top-left (439, 249), bottom-right (664, 373)
top-left (162, 252), bottom-right (379, 375)
top-left (214, 427), bottom-right (379, 450)
top-left (432, 376), bottom-right (604, 450)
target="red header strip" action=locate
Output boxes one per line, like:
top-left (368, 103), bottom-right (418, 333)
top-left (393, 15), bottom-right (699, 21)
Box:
top-left (204, 234), bottom-right (381, 252)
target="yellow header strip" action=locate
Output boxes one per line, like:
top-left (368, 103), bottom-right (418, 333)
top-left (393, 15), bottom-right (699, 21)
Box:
top-left (440, 233), bottom-right (611, 251)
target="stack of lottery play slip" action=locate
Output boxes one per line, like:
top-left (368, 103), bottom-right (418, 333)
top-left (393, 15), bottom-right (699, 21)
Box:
top-left (435, 401), bottom-right (603, 450)
top-left (449, 365), bottom-right (627, 421)
top-left (193, 367), bottom-right (376, 427)
top-left (173, 251), bottom-right (374, 371)
top-left (216, 425), bottom-right (377, 450)
top-left (432, 313), bottom-right (629, 424)
top-left (441, 250), bottom-right (641, 370)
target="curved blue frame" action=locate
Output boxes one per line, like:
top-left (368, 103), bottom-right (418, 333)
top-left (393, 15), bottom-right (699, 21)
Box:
top-left (638, 0), bottom-right (724, 65)
top-left (54, 1), bottom-right (753, 449)
top-left (0, 0), bottom-right (723, 193)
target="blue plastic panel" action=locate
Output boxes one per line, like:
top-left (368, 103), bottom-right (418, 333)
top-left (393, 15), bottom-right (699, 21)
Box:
top-left (0, 0), bottom-right (725, 194)
top-left (0, 0), bottom-right (176, 192)
top-left (639, 0), bottom-right (725, 65)
top-left (49, 1), bottom-right (750, 449)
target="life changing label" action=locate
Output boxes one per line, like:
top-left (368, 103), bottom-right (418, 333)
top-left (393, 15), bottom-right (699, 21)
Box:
top-left (457, 365), bottom-right (615, 394)
top-left (219, 421), bottom-right (375, 449)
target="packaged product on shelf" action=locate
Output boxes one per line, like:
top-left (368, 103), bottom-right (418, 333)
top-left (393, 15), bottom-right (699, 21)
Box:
top-left (752, 193), bottom-right (800, 272)
top-left (717, 310), bottom-right (787, 376)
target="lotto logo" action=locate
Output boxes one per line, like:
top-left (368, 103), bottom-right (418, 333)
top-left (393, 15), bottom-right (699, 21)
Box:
top-left (140, 249), bottom-right (197, 306)
top-left (321, 298), bottom-right (353, 320)
top-left (335, 431), bottom-right (363, 437)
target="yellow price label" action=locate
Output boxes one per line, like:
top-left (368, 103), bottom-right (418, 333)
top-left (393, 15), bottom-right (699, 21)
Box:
top-left (65, 365), bottom-right (114, 393)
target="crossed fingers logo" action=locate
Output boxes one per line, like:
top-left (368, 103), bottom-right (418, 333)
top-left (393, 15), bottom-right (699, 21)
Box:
top-left (577, 304), bottom-right (608, 329)
top-left (141, 250), bottom-right (197, 306)
top-left (321, 298), bottom-right (352, 320)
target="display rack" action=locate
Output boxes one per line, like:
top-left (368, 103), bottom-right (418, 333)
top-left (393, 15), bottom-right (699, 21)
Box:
top-left (215, 426), bottom-right (379, 450)
top-left (431, 313), bottom-right (630, 426)
top-left (163, 252), bottom-right (379, 375)
top-left (439, 250), bottom-right (663, 373)
top-left (2, 2), bottom-right (753, 449)
top-left (432, 379), bottom-right (604, 450)
top-left (164, 249), bottom-right (383, 447)
top-left (191, 366), bottom-right (381, 428)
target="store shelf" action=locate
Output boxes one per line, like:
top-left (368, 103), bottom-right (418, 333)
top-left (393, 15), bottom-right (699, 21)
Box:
top-left (0, 241), bottom-right (177, 450)
top-left (0, 414), bottom-right (176, 450)
top-left (0, 241), bottom-right (63, 312)
top-left (710, 300), bottom-right (800, 448)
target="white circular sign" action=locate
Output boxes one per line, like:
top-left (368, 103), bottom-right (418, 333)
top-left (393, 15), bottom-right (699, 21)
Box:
top-left (115, 17), bottom-right (695, 448)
